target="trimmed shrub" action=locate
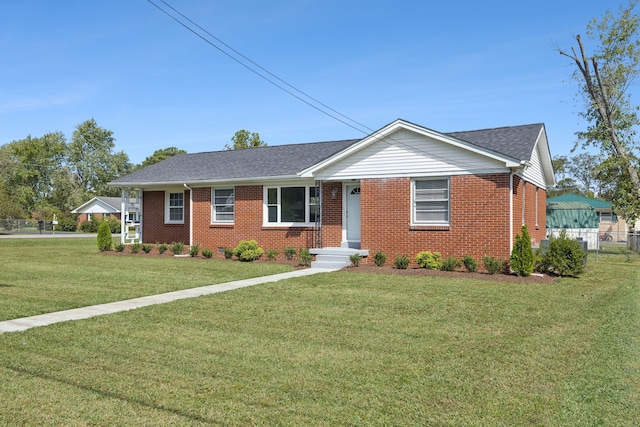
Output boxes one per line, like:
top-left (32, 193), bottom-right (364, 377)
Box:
top-left (171, 241), bottom-right (185, 255)
top-left (188, 243), bottom-right (200, 257)
top-left (298, 248), bottom-right (313, 266)
top-left (81, 220), bottom-right (99, 233)
top-left (350, 253), bottom-right (362, 267)
top-left (415, 251), bottom-right (441, 269)
top-left (394, 254), bottom-right (410, 270)
top-left (157, 243), bottom-right (169, 254)
top-left (511, 224), bottom-right (535, 276)
top-left (130, 243), bottom-right (142, 254)
top-left (462, 255), bottom-right (478, 273)
top-left (96, 222), bottom-right (112, 252)
top-left (536, 230), bottom-right (586, 277)
top-left (234, 240), bottom-right (264, 262)
top-left (483, 255), bottom-right (505, 275)
top-left (267, 249), bottom-right (279, 261)
top-left (142, 244), bottom-right (154, 254)
top-left (202, 248), bottom-right (213, 258)
top-left (439, 256), bottom-right (461, 271)
top-left (284, 246), bottom-right (297, 260)
top-left (224, 248), bottom-right (234, 259)
top-left (114, 242), bottom-right (125, 252)
top-left (373, 250), bottom-right (387, 267)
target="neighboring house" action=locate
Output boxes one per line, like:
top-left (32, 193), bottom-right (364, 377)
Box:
top-left (545, 201), bottom-right (599, 249)
top-left (108, 119), bottom-right (555, 265)
top-left (546, 193), bottom-right (628, 245)
top-left (71, 196), bottom-right (123, 226)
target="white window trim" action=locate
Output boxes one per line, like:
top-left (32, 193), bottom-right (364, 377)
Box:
top-left (164, 191), bottom-right (185, 224)
top-left (411, 177), bottom-right (450, 226)
top-left (263, 185), bottom-right (317, 227)
top-left (211, 187), bottom-right (235, 224)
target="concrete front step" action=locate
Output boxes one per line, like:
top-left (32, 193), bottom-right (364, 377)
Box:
top-left (310, 247), bottom-right (369, 269)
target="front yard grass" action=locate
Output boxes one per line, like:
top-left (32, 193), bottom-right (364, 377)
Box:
top-left (0, 239), bottom-right (638, 425)
top-left (0, 238), bottom-right (292, 321)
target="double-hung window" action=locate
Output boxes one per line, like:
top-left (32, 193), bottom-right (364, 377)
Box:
top-left (265, 185), bottom-right (318, 225)
top-left (212, 188), bottom-right (234, 223)
top-left (412, 178), bottom-right (449, 225)
top-left (165, 191), bottom-right (184, 224)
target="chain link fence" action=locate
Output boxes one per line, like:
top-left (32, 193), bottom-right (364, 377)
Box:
top-left (546, 228), bottom-right (640, 257)
top-left (0, 219), bottom-right (56, 234)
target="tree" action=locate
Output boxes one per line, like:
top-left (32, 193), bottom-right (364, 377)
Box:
top-left (68, 119), bottom-right (132, 198)
top-left (558, 0), bottom-right (640, 225)
top-left (567, 152), bottom-right (601, 197)
top-left (225, 129), bottom-right (266, 150)
top-left (140, 147), bottom-right (187, 168)
top-left (3, 132), bottom-right (68, 217)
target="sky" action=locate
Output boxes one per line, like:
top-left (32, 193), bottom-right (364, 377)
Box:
top-left (0, 0), bottom-right (621, 165)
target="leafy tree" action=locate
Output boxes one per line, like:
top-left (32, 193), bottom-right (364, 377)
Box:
top-left (140, 147), bottom-right (186, 168)
top-left (68, 119), bottom-right (132, 197)
top-left (225, 129), bottom-right (266, 150)
top-left (559, 1), bottom-right (640, 225)
top-left (3, 132), bottom-right (68, 216)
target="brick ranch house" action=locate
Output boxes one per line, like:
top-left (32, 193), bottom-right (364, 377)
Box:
top-left (71, 196), bottom-right (123, 228)
top-left (108, 119), bottom-right (555, 267)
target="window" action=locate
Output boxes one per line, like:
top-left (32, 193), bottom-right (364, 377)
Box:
top-left (599, 212), bottom-right (618, 223)
top-left (165, 191), bottom-right (184, 224)
top-left (265, 185), bottom-right (317, 225)
top-left (413, 178), bottom-right (449, 224)
top-left (212, 188), bottom-right (234, 223)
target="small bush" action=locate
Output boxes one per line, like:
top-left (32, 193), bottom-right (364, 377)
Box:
top-left (142, 244), bottom-right (154, 254)
top-left (298, 248), bottom-right (313, 266)
top-left (462, 255), bottom-right (478, 273)
top-left (267, 249), bottom-right (279, 261)
top-left (284, 246), bottom-right (297, 260)
top-left (234, 240), bottom-right (264, 262)
top-left (483, 255), bottom-right (505, 275)
top-left (511, 224), bottom-right (535, 276)
top-left (223, 248), bottom-right (234, 259)
top-left (439, 256), bottom-right (461, 271)
top-left (202, 248), bottom-right (213, 259)
top-left (171, 241), bottom-right (185, 255)
top-left (415, 251), bottom-right (441, 269)
top-left (188, 243), bottom-right (200, 257)
top-left (81, 220), bottom-right (99, 233)
top-left (130, 243), bottom-right (142, 254)
top-left (96, 222), bottom-right (112, 252)
top-left (157, 243), bottom-right (169, 254)
top-left (394, 254), bottom-right (410, 270)
top-left (350, 253), bottom-right (362, 267)
top-left (373, 250), bottom-right (387, 267)
top-left (114, 242), bottom-right (125, 252)
top-left (57, 216), bottom-right (78, 232)
top-left (536, 230), bottom-right (586, 277)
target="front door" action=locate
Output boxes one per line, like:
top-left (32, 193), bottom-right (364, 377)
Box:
top-left (345, 184), bottom-right (361, 246)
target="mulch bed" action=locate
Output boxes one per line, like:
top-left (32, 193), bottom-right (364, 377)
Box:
top-left (101, 249), bottom-right (556, 283)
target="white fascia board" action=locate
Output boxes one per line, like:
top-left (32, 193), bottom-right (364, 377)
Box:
top-left (71, 197), bottom-right (99, 213)
top-left (535, 126), bottom-right (557, 187)
top-left (299, 119), bottom-right (522, 177)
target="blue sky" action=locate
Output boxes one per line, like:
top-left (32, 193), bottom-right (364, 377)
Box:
top-left (0, 0), bottom-right (616, 165)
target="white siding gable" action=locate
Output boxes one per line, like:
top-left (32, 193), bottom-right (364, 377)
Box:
top-left (314, 129), bottom-right (509, 180)
top-left (521, 142), bottom-right (546, 188)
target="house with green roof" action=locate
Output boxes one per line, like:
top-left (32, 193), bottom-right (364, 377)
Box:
top-left (547, 193), bottom-right (628, 246)
top-left (108, 119), bottom-right (555, 267)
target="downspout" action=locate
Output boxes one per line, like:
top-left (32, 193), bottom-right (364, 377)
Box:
top-left (509, 171), bottom-right (514, 252)
top-left (184, 184), bottom-right (193, 247)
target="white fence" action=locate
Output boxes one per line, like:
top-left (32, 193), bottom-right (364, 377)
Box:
top-left (546, 228), bottom-right (640, 252)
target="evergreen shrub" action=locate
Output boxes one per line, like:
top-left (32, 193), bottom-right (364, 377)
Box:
top-left (96, 222), bottom-right (112, 252)
top-left (511, 225), bottom-right (535, 276)
top-left (536, 230), bottom-right (586, 277)
top-left (373, 250), bottom-right (387, 267)
top-left (462, 255), bottom-right (478, 273)
top-left (234, 240), bottom-right (264, 262)
top-left (394, 254), bottom-right (410, 270)
top-left (415, 251), bottom-right (441, 269)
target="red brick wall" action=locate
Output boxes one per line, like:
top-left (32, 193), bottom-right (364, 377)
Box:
top-left (512, 176), bottom-right (547, 246)
top-left (142, 190), bottom-right (190, 244)
top-left (360, 174), bottom-right (545, 265)
top-left (189, 185), bottom-right (317, 258)
top-left (76, 213), bottom-right (121, 229)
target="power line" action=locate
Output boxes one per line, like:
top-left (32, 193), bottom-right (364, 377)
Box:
top-left (146, 0), bottom-right (374, 136)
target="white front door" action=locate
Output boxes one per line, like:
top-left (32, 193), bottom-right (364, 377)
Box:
top-left (345, 184), bottom-right (361, 245)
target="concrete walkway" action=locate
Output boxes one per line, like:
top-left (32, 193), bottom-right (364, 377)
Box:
top-left (0, 267), bottom-right (337, 334)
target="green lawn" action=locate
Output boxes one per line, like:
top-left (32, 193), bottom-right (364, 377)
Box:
top-left (0, 239), bottom-right (639, 425)
top-left (0, 238), bottom-right (292, 321)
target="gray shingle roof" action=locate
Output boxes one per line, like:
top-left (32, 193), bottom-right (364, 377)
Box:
top-left (109, 121), bottom-right (545, 187)
top-left (110, 139), bottom-right (360, 186)
top-left (445, 123), bottom-right (544, 162)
